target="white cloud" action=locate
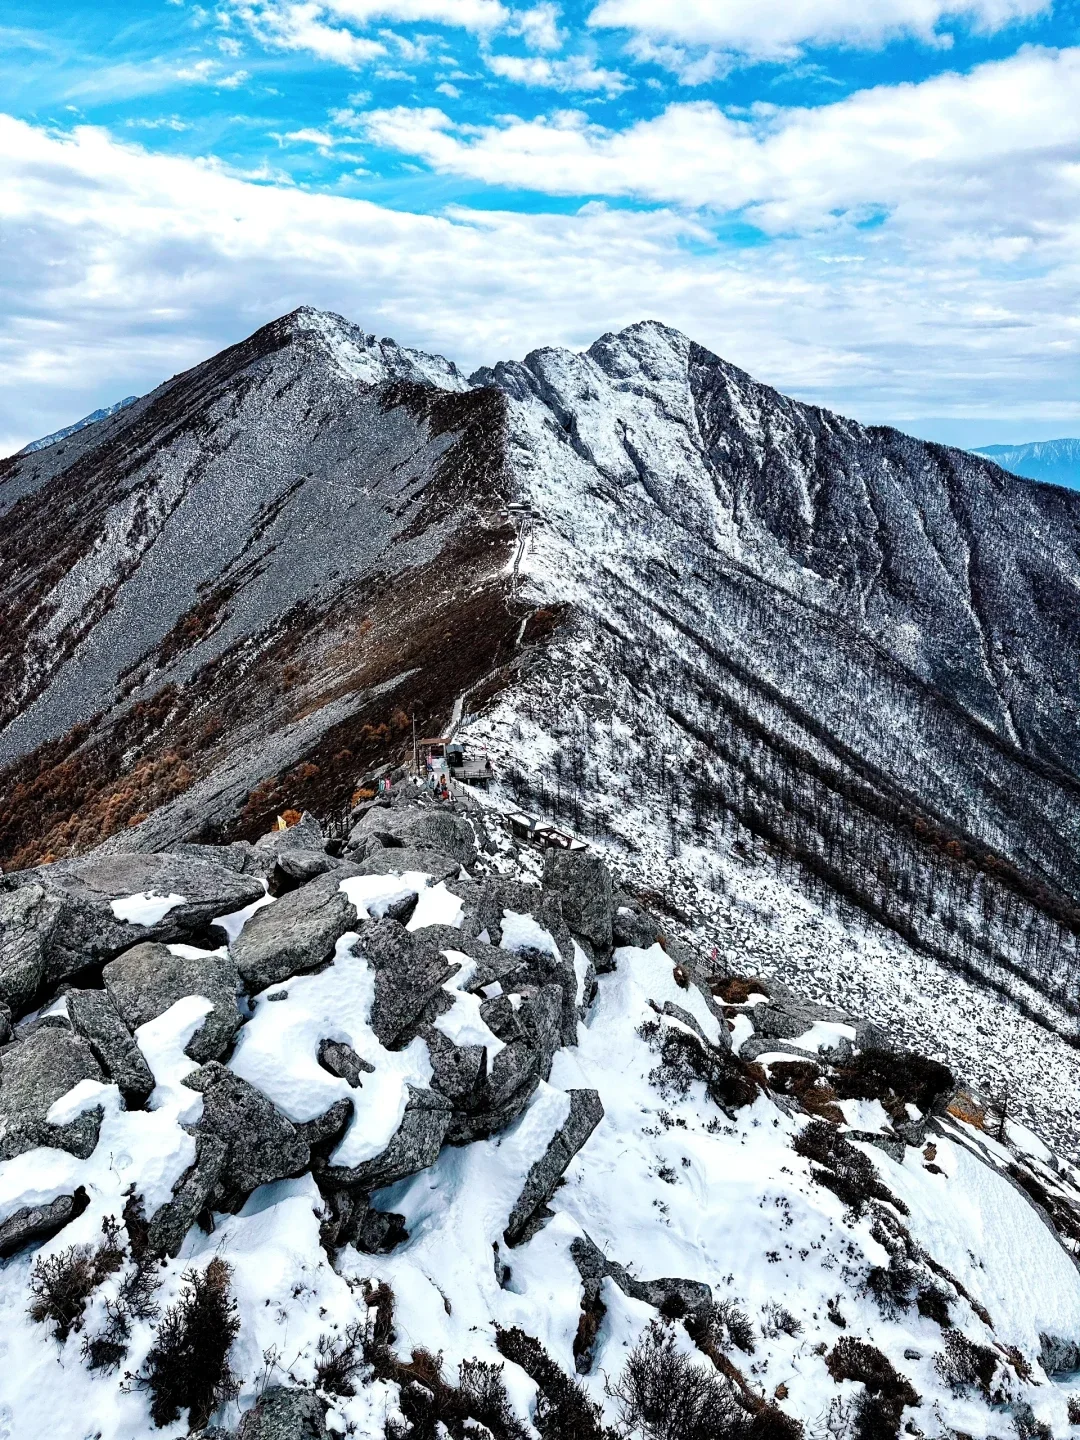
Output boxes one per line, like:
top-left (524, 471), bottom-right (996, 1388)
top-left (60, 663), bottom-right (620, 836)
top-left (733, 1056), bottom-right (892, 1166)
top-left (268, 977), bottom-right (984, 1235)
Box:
top-left (508, 2), bottom-right (562, 50)
top-left (0, 112), bottom-right (1077, 459)
top-left (587, 0), bottom-right (1050, 58)
top-left (229, 2), bottom-right (388, 64)
top-left (436, 80), bottom-right (462, 95)
top-left (224, 0), bottom-right (508, 63)
top-left (483, 51), bottom-right (629, 92)
top-left (357, 47), bottom-right (1080, 242)
top-left (624, 36), bottom-right (729, 85)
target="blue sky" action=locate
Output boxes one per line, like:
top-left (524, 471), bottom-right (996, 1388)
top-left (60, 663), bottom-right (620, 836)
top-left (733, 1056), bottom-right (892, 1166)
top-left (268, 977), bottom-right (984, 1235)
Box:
top-left (2, 0), bottom-right (1079, 453)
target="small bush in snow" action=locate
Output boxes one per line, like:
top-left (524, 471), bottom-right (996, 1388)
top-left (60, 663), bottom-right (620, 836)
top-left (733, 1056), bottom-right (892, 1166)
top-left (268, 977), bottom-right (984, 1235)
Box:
top-left (315, 1320), bottom-right (367, 1397)
top-left (638, 1020), bottom-right (760, 1114)
top-left (760, 1303), bottom-right (803, 1340)
top-left (28, 1216), bottom-right (125, 1342)
top-left (793, 1123), bottom-right (908, 1219)
top-left (609, 1319), bottom-right (748, 1440)
top-left (496, 1325), bottom-right (616, 1440)
top-left (825, 1338), bottom-right (918, 1440)
top-left (831, 1049), bottom-right (953, 1124)
top-left (686, 1299), bottom-right (756, 1356)
top-left (132, 1256), bottom-right (240, 1429)
top-left (932, 1330), bottom-right (1002, 1402)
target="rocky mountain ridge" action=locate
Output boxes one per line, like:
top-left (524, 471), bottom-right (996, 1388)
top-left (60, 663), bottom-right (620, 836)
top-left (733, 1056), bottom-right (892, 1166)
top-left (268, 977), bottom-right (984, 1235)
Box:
top-left (2, 789), bottom-right (1080, 1439)
top-left (6, 309), bottom-right (1080, 1218)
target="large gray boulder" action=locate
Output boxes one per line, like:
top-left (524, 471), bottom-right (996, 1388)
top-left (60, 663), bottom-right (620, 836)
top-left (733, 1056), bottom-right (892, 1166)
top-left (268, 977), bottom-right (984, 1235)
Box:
top-left (543, 851), bottom-right (614, 952)
top-left (146, 1133), bottom-right (228, 1257)
top-left (0, 1187), bottom-right (88, 1259)
top-left (185, 1063), bottom-right (310, 1200)
top-left (355, 921), bottom-right (456, 1049)
top-left (254, 813), bottom-right (328, 858)
top-left (232, 874), bottom-right (354, 993)
top-left (355, 847), bottom-right (462, 883)
top-left (0, 884), bottom-right (63, 1014)
top-left (67, 988), bottom-right (156, 1105)
top-left (103, 942), bottom-right (241, 1063)
top-left (347, 804), bottom-right (477, 868)
top-left (237, 1387), bottom-right (329, 1440)
top-left (0, 1027), bottom-right (105, 1160)
top-left (322, 1084), bottom-right (451, 1189)
top-left (0, 852), bottom-right (265, 999)
top-left (505, 1088), bottom-right (604, 1246)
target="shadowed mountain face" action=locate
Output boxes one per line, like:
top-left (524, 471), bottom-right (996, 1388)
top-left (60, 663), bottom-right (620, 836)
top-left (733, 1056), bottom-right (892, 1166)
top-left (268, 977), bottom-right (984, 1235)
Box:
top-left (4, 311), bottom-right (1080, 1020)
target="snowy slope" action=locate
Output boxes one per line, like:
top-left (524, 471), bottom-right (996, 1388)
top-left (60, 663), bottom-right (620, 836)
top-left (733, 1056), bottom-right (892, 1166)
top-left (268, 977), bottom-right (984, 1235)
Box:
top-left (2, 803), bottom-right (1080, 1440)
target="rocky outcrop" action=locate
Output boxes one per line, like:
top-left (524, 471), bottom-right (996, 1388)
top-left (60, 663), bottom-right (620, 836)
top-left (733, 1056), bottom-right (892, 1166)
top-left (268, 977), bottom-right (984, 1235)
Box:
top-left (237, 1386), bottom-right (329, 1440)
top-left (146, 1133), bottom-right (228, 1258)
top-left (232, 873), bottom-right (355, 992)
top-left (0, 883), bottom-right (63, 1013)
top-left (505, 1088), bottom-right (604, 1245)
top-left (347, 804), bottom-right (477, 868)
top-left (0, 1026), bottom-right (105, 1160)
top-left (67, 988), bottom-right (155, 1105)
top-left (543, 850), bottom-right (613, 953)
top-left (0, 1186), bottom-right (89, 1258)
top-left (0, 853), bottom-right (263, 1008)
top-left (184, 1063), bottom-right (311, 1202)
top-left (103, 942), bottom-right (241, 1063)
top-left (322, 1084), bottom-right (452, 1190)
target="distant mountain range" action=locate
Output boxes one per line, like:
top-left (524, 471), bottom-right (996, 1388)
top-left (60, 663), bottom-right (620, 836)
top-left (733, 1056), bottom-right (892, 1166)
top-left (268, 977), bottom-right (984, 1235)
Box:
top-left (974, 437), bottom-right (1080, 489)
top-left (19, 395), bottom-right (139, 454)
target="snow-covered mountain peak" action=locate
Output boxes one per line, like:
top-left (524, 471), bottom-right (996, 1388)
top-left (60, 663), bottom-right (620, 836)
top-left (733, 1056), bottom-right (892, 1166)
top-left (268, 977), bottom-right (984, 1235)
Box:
top-left (284, 305), bottom-right (468, 392)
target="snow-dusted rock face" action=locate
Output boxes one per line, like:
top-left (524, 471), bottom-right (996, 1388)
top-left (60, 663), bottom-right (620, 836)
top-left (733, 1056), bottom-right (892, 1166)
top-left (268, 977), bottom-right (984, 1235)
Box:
top-left (0, 794), bottom-right (1079, 1439)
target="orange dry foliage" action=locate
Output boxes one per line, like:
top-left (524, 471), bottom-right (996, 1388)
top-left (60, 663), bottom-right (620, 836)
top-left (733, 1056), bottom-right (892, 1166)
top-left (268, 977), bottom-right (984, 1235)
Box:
top-left (279, 809), bottom-right (303, 828)
top-left (947, 1092), bottom-right (987, 1130)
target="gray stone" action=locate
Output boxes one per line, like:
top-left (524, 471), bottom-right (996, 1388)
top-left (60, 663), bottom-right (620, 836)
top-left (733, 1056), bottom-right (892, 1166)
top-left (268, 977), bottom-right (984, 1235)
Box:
top-left (232, 873), bottom-right (355, 993)
top-left (1039, 1334), bottom-right (1080, 1376)
top-left (103, 942), bottom-right (241, 1063)
top-left (255, 813), bottom-right (328, 856)
top-left (237, 1386), bottom-right (329, 1440)
top-left (355, 847), bottom-right (462, 883)
top-left (0, 884), bottom-right (62, 1014)
top-left (347, 804), bottom-right (477, 867)
top-left (517, 985), bottom-right (566, 1081)
top-left (447, 1038), bottom-right (540, 1144)
top-left (0, 852), bottom-right (265, 991)
top-left (185, 1063), bottom-right (310, 1198)
top-left (420, 1027), bottom-right (487, 1108)
top-left (67, 988), bottom-right (156, 1105)
top-left (355, 921), bottom-right (455, 1049)
top-left (612, 905), bottom-right (661, 952)
top-left (505, 1088), bottom-right (603, 1245)
top-left (323, 1084), bottom-right (451, 1189)
top-left (317, 1038), bottom-right (374, 1088)
top-left (0, 1027), bottom-right (105, 1160)
top-left (543, 850), bottom-right (613, 951)
top-left (295, 1097), bottom-right (354, 1150)
top-left (570, 1233), bottom-right (712, 1318)
top-left (272, 849), bottom-right (340, 889)
top-left (0, 1186), bottom-right (88, 1258)
top-left (855, 1019), bottom-right (894, 1052)
top-left (147, 1132), bottom-right (228, 1257)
